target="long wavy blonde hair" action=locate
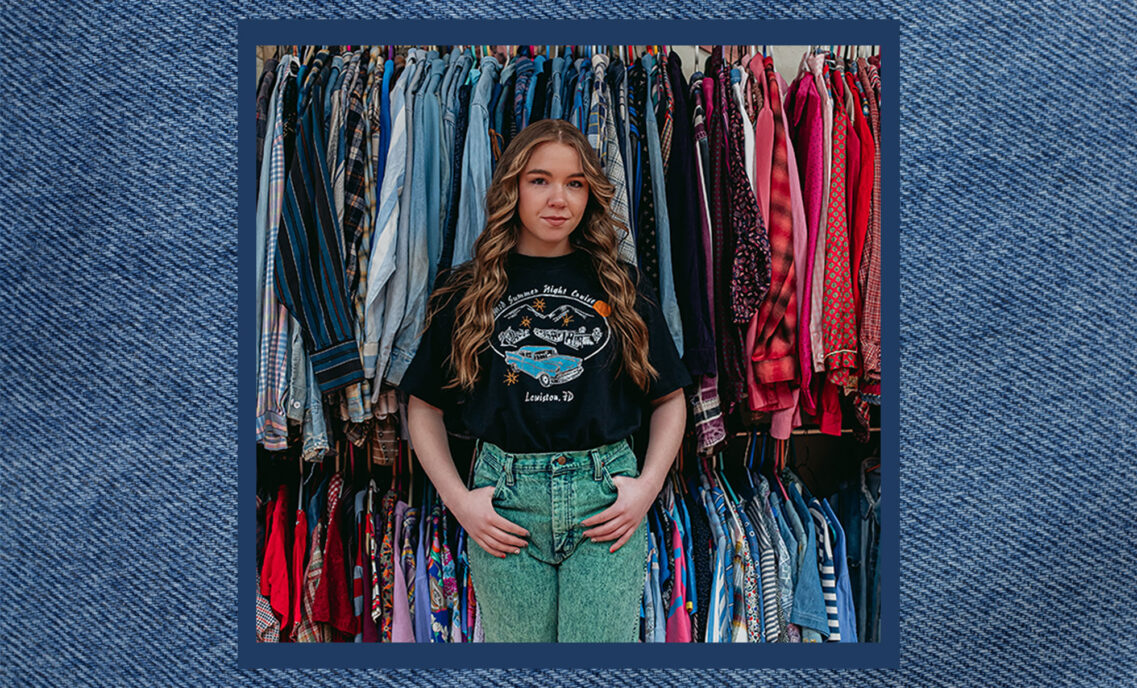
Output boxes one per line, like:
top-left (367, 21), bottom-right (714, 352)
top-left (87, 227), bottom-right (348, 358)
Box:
top-left (426, 118), bottom-right (658, 394)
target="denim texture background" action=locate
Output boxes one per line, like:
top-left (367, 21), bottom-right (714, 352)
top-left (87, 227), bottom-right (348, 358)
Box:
top-left (2, 3), bottom-right (1136, 687)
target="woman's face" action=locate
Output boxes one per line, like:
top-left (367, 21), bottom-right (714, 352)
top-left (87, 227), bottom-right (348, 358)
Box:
top-left (515, 141), bottom-right (590, 257)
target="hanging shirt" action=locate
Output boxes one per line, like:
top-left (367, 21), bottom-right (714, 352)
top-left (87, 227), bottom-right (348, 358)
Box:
top-left (811, 502), bottom-right (842, 641)
top-left (786, 58), bottom-right (825, 417)
top-left (312, 474), bottom-right (356, 637)
top-left (398, 250), bottom-right (690, 453)
top-left (391, 500), bottom-right (416, 642)
top-left (856, 56), bottom-right (882, 394)
top-left (748, 55), bottom-right (774, 227)
top-left (276, 50), bottom-right (366, 394)
top-left (293, 489), bottom-right (329, 643)
top-left (664, 53), bottom-right (715, 377)
top-left (819, 67), bottom-right (858, 438)
top-left (259, 487), bottom-right (291, 630)
top-left (747, 57), bottom-right (800, 424)
top-left (806, 55), bottom-right (833, 376)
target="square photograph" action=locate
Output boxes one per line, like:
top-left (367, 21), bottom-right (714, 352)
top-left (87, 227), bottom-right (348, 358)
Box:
top-left (243, 26), bottom-right (892, 666)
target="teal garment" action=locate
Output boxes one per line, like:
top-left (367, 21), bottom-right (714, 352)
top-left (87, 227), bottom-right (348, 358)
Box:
top-left (466, 439), bottom-right (648, 642)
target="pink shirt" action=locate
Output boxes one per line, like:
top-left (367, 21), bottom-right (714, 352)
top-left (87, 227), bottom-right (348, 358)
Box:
top-left (769, 71), bottom-right (810, 439)
top-left (749, 54), bottom-right (774, 228)
top-left (807, 55), bottom-right (832, 374)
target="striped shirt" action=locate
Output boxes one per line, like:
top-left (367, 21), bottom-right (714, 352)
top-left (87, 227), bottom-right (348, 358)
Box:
top-left (255, 57), bottom-right (293, 450)
top-left (276, 50), bottom-right (366, 394)
top-left (810, 503), bottom-right (841, 641)
top-left (700, 486), bottom-right (731, 642)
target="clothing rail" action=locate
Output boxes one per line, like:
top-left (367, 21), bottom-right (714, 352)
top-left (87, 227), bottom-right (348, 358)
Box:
top-left (731, 426), bottom-right (880, 437)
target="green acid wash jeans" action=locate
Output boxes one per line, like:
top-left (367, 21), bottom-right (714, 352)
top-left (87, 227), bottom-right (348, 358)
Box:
top-left (466, 439), bottom-right (649, 642)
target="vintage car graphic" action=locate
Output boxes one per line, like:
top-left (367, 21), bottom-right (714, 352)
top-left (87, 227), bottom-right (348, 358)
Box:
top-left (503, 345), bottom-right (583, 387)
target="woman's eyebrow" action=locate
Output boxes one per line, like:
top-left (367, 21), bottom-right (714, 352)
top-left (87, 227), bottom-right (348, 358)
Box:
top-left (524, 169), bottom-right (587, 178)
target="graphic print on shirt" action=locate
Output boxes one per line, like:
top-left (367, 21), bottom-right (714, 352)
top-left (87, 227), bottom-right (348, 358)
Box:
top-left (489, 285), bottom-right (612, 401)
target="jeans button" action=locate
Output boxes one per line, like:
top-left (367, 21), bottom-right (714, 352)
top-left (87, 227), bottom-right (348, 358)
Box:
top-left (556, 456), bottom-right (568, 465)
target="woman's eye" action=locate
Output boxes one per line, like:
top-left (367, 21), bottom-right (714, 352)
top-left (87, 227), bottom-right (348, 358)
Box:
top-left (568, 180), bottom-right (584, 188)
top-left (530, 177), bottom-right (546, 185)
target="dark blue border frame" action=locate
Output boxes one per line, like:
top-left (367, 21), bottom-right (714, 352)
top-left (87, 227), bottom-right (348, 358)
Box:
top-left (239, 18), bottom-right (900, 670)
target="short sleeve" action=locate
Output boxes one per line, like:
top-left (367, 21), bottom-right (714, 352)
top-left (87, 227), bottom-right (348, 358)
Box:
top-left (629, 266), bottom-right (693, 401)
top-left (396, 283), bottom-right (460, 410)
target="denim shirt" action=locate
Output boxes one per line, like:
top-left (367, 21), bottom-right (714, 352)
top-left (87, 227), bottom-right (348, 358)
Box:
top-left (451, 57), bottom-right (500, 268)
top-left (363, 52), bottom-right (417, 382)
top-left (784, 478), bottom-right (831, 637)
top-left (387, 55), bottom-right (446, 387)
top-left (372, 50), bottom-right (429, 391)
top-left (549, 56), bottom-right (565, 119)
top-left (640, 53), bottom-right (685, 357)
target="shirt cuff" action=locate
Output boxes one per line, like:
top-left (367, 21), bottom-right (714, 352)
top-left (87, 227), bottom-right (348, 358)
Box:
top-left (309, 340), bottom-right (365, 394)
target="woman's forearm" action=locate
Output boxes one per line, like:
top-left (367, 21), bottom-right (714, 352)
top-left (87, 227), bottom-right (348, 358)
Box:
top-left (406, 395), bottom-right (469, 509)
top-left (638, 389), bottom-right (687, 491)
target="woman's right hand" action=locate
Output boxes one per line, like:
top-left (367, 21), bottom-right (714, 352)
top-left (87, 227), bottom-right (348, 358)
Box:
top-left (451, 486), bottom-right (530, 558)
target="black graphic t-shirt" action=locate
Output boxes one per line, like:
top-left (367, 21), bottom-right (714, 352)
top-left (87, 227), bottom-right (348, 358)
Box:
top-left (398, 250), bottom-right (691, 453)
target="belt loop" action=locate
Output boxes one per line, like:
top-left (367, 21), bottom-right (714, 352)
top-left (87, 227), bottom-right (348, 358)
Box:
top-left (502, 452), bottom-right (516, 487)
top-left (591, 448), bottom-right (604, 481)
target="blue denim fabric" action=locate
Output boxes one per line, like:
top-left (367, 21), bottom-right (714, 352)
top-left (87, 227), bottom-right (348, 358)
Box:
top-left (363, 51), bottom-right (417, 380)
top-left (452, 57), bottom-right (500, 267)
top-left (639, 53), bottom-right (685, 357)
top-left (513, 55), bottom-right (536, 128)
top-left (492, 58), bottom-right (516, 139)
top-left (570, 57), bottom-right (587, 128)
top-left (438, 51), bottom-right (463, 206)
top-left (784, 478), bottom-right (830, 637)
top-left (7, 4), bottom-right (1137, 685)
top-left (859, 464), bottom-right (881, 642)
top-left (385, 51), bottom-right (437, 387)
top-left (549, 55), bottom-right (564, 119)
top-left (442, 53), bottom-right (472, 190)
top-left (525, 54), bottom-right (544, 124)
top-left (578, 59), bottom-right (592, 131)
top-left (387, 55), bottom-right (445, 386)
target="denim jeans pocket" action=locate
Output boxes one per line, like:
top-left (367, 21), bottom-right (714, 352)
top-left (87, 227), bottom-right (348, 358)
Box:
top-left (472, 452), bottom-right (507, 501)
top-left (600, 446), bottom-right (639, 493)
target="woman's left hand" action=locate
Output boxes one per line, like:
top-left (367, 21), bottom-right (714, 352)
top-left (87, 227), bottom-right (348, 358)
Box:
top-left (580, 474), bottom-right (658, 553)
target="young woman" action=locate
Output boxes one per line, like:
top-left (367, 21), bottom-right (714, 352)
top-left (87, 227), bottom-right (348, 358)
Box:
top-left (398, 118), bottom-right (689, 642)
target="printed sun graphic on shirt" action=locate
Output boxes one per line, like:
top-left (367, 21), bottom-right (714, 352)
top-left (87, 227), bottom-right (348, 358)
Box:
top-left (490, 286), bottom-right (613, 397)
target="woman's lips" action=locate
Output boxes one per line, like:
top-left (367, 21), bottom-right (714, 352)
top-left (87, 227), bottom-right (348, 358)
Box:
top-left (542, 216), bottom-right (570, 226)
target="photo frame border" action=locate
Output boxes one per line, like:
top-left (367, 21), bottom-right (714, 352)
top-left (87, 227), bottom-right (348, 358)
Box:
top-left (238, 17), bottom-right (900, 670)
